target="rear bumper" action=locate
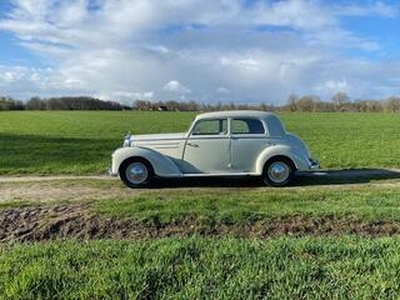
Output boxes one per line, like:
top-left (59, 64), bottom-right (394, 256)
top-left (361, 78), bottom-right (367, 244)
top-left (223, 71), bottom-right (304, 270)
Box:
top-left (309, 158), bottom-right (320, 170)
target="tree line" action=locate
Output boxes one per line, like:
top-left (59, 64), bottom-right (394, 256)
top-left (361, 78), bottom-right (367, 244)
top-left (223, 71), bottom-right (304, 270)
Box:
top-left (0, 96), bottom-right (128, 111)
top-left (133, 100), bottom-right (275, 112)
top-left (134, 92), bottom-right (400, 113)
top-left (1, 92), bottom-right (400, 112)
top-left (284, 92), bottom-right (400, 113)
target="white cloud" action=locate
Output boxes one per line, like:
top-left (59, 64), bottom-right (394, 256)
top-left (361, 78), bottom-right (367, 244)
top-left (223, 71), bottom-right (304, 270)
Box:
top-left (133, 91), bottom-right (154, 100)
top-left (0, 71), bottom-right (17, 83)
top-left (0, 0), bottom-right (399, 103)
top-left (216, 87), bottom-right (230, 94)
top-left (335, 1), bottom-right (398, 18)
top-left (163, 80), bottom-right (191, 94)
top-left (314, 79), bottom-right (349, 94)
top-left (253, 0), bottom-right (337, 30)
top-left (220, 55), bottom-right (260, 71)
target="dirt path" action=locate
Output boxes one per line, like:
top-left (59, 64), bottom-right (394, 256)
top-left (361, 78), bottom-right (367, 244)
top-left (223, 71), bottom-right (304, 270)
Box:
top-left (1, 170), bottom-right (400, 242)
top-left (0, 177), bottom-right (135, 202)
top-left (0, 175), bottom-right (112, 183)
top-left (1, 169), bottom-right (400, 203)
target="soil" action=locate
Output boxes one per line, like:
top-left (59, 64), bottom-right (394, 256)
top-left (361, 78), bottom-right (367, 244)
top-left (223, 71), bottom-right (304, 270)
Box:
top-left (1, 172), bottom-right (400, 242)
top-left (1, 204), bottom-right (399, 242)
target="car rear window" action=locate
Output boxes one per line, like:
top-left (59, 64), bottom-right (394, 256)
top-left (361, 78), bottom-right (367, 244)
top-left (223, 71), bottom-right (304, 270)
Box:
top-left (232, 118), bottom-right (265, 134)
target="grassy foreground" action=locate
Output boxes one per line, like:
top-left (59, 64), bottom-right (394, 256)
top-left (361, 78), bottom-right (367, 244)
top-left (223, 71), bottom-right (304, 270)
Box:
top-left (1, 111), bottom-right (400, 174)
top-left (96, 184), bottom-right (400, 224)
top-left (2, 178), bottom-right (400, 224)
top-left (0, 237), bottom-right (399, 299)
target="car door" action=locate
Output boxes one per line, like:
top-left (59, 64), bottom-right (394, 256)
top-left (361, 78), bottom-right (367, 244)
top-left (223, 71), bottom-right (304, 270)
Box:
top-left (230, 118), bottom-right (270, 172)
top-left (181, 118), bottom-right (230, 173)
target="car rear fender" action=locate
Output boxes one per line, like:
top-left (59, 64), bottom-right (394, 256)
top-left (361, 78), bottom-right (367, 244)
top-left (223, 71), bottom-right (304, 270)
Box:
top-left (111, 146), bottom-right (182, 177)
top-left (255, 145), bottom-right (310, 174)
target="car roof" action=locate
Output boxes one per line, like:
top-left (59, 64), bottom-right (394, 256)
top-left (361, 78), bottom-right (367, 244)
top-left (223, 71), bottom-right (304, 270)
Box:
top-left (194, 110), bottom-right (286, 136)
top-left (195, 110), bottom-right (276, 120)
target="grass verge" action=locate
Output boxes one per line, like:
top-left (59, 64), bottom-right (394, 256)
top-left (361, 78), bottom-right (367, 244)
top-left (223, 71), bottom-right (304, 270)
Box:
top-left (0, 237), bottom-right (399, 299)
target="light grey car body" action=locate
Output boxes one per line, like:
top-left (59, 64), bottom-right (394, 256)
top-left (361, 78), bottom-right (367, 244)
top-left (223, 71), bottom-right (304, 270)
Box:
top-left (110, 110), bottom-right (319, 187)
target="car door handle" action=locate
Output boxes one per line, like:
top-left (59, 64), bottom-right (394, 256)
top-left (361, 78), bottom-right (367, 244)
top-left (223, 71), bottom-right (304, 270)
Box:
top-left (187, 142), bottom-right (199, 148)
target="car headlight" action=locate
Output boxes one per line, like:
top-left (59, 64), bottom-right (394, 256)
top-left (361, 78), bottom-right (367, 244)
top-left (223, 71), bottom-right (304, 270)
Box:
top-left (123, 133), bottom-right (132, 147)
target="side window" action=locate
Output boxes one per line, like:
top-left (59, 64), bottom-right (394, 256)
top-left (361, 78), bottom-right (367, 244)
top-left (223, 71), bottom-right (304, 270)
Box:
top-left (192, 119), bottom-right (227, 136)
top-left (232, 119), bottom-right (265, 134)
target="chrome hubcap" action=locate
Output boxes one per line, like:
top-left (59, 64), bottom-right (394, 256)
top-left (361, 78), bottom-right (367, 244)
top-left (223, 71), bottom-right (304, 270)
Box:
top-left (126, 162), bottom-right (148, 184)
top-left (268, 161), bottom-right (290, 183)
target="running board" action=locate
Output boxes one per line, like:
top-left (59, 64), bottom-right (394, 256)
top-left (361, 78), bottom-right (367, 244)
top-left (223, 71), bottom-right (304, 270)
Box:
top-left (181, 172), bottom-right (259, 177)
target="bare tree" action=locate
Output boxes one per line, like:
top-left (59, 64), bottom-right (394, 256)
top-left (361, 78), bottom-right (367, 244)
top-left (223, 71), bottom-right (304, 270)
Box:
top-left (385, 96), bottom-right (400, 113)
top-left (286, 94), bottom-right (298, 111)
top-left (296, 96), bottom-right (316, 112)
top-left (332, 91), bottom-right (350, 111)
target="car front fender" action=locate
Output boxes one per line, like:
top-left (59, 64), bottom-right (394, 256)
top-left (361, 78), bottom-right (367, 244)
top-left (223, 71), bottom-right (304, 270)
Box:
top-left (255, 145), bottom-right (310, 174)
top-left (110, 146), bottom-right (182, 177)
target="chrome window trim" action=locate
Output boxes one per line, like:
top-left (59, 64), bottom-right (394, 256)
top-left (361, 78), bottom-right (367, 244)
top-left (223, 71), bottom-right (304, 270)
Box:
top-left (189, 118), bottom-right (229, 137)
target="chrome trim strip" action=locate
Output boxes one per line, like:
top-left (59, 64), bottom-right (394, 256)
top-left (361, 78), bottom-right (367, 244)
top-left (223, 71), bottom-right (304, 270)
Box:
top-left (230, 135), bottom-right (268, 139)
top-left (187, 136), bottom-right (230, 140)
top-left (136, 143), bottom-right (181, 148)
top-left (134, 138), bottom-right (186, 142)
top-left (151, 146), bottom-right (180, 150)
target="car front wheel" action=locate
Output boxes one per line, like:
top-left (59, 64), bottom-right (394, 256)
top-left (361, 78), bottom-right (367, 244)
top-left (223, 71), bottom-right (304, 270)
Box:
top-left (263, 158), bottom-right (294, 187)
top-left (119, 158), bottom-right (154, 188)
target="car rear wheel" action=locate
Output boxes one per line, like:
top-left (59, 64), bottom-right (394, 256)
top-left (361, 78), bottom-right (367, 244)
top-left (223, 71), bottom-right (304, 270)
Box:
top-left (119, 158), bottom-right (154, 188)
top-left (263, 158), bottom-right (294, 187)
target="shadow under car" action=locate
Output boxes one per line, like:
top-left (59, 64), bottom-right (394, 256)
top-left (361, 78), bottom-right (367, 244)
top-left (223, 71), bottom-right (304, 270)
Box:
top-left (145, 168), bottom-right (400, 189)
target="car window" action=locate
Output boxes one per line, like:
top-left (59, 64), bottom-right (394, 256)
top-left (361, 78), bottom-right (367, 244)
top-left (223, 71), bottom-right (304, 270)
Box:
top-left (232, 118), bottom-right (265, 134)
top-left (192, 119), bottom-right (227, 135)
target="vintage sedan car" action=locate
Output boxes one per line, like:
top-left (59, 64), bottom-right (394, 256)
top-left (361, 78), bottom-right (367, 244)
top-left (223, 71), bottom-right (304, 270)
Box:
top-left (109, 110), bottom-right (319, 188)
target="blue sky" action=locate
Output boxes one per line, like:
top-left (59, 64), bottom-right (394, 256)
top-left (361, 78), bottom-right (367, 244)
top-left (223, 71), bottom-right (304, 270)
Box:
top-left (1, 0), bottom-right (400, 104)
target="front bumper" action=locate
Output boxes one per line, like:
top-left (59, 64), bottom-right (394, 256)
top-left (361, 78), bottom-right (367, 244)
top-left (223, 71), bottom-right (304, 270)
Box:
top-left (309, 158), bottom-right (320, 170)
top-left (108, 167), bottom-right (118, 177)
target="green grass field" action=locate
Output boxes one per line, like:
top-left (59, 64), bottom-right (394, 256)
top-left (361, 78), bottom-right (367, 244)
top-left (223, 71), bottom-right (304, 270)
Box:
top-left (2, 111), bottom-right (400, 298)
top-left (1, 111), bottom-right (400, 174)
top-left (1, 237), bottom-right (399, 299)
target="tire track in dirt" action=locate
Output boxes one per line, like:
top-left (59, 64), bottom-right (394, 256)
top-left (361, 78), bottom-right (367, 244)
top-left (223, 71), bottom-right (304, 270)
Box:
top-left (1, 204), bottom-right (399, 242)
top-left (1, 170), bottom-right (400, 242)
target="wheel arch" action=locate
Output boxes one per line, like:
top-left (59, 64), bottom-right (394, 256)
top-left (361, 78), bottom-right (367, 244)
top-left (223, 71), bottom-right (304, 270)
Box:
top-left (111, 146), bottom-right (182, 178)
top-left (118, 156), bottom-right (154, 175)
top-left (262, 155), bottom-right (297, 174)
top-left (255, 146), bottom-right (303, 175)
